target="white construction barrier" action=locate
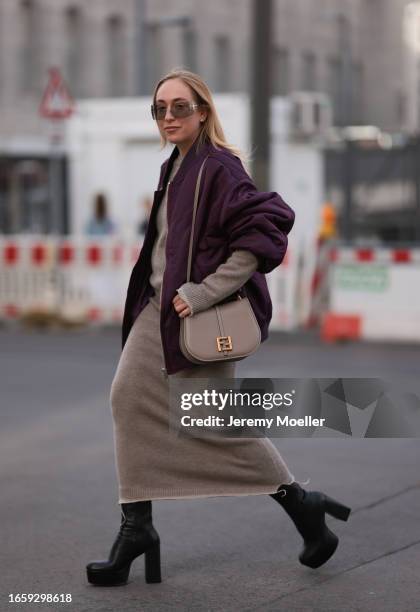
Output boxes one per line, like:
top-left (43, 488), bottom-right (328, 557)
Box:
top-left (0, 236), bottom-right (141, 325)
top-left (0, 235), bottom-right (305, 330)
top-left (322, 246), bottom-right (420, 342)
top-left (266, 241), bottom-right (301, 331)
top-left (304, 237), bottom-right (334, 328)
top-left (56, 236), bottom-right (141, 323)
top-left (0, 237), bottom-right (57, 319)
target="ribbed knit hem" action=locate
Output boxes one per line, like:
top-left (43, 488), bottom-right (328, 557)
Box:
top-left (118, 478), bottom-right (296, 504)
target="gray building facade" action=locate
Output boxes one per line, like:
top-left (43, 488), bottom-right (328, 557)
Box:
top-left (0, 0), bottom-right (418, 234)
top-left (0, 0), bottom-right (417, 146)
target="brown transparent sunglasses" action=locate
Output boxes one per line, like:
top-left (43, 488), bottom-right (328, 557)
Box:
top-left (151, 100), bottom-right (208, 121)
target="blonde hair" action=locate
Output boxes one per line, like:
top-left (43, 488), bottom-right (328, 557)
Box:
top-left (152, 67), bottom-right (252, 173)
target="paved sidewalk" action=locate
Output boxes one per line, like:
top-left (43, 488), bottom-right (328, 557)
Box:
top-left (1, 327), bottom-right (419, 611)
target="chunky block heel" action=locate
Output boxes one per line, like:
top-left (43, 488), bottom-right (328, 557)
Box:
top-left (299, 527), bottom-right (339, 569)
top-left (323, 495), bottom-right (351, 521)
top-left (270, 482), bottom-right (352, 569)
top-left (145, 539), bottom-right (161, 583)
top-left (86, 500), bottom-right (162, 587)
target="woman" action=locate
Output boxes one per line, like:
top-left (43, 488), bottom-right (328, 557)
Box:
top-left (85, 192), bottom-right (116, 236)
top-left (86, 69), bottom-right (351, 587)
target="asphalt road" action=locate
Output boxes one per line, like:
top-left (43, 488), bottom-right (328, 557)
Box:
top-left (1, 324), bottom-right (419, 611)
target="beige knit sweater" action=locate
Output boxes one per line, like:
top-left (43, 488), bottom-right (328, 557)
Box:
top-left (149, 151), bottom-right (259, 314)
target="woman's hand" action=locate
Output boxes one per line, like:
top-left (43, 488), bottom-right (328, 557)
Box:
top-left (172, 293), bottom-right (192, 318)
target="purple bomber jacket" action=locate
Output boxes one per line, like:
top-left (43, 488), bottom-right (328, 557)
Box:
top-left (121, 135), bottom-right (296, 375)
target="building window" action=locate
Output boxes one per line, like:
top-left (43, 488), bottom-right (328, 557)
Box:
top-left (183, 27), bottom-right (197, 72)
top-left (396, 89), bottom-right (406, 126)
top-left (302, 51), bottom-right (316, 91)
top-left (20, 0), bottom-right (39, 93)
top-left (335, 14), bottom-right (352, 125)
top-left (144, 24), bottom-right (162, 94)
top-left (272, 46), bottom-right (289, 95)
top-left (417, 58), bottom-right (420, 127)
top-left (327, 56), bottom-right (342, 124)
top-left (213, 35), bottom-right (231, 92)
top-left (65, 7), bottom-right (83, 97)
top-left (106, 15), bottom-right (126, 97)
top-left (352, 62), bottom-right (363, 124)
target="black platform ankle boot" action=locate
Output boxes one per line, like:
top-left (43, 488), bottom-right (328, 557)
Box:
top-left (270, 482), bottom-right (351, 569)
top-left (86, 500), bottom-right (161, 586)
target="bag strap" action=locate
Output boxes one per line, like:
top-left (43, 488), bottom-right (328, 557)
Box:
top-left (185, 154), bottom-right (247, 300)
top-left (186, 155), bottom-right (209, 282)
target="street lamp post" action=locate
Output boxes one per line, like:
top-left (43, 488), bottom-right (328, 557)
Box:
top-left (250, 0), bottom-right (272, 190)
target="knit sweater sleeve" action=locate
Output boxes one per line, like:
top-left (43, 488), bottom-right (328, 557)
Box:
top-left (176, 249), bottom-right (259, 315)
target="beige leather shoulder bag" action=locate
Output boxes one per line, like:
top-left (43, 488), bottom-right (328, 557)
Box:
top-left (179, 156), bottom-right (261, 365)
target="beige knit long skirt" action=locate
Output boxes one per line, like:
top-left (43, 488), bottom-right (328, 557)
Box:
top-left (110, 296), bottom-right (295, 503)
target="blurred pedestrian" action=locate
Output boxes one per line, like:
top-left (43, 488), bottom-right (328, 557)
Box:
top-left (85, 192), bottom-right (116, 236)
top-left (86, 69), bottom-right (351, 587)
top-left (137, 195), bottom-right (153, 235)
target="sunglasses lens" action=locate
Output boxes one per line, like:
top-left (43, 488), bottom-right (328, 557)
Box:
top-left (173, 102), bottom-right (193, 118)
top-left (153, 102), bottom-right (198, 120)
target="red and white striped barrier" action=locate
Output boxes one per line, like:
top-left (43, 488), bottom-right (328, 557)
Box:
top-left (0, 235), bottom-right (302, 330)
top-left (329, 247), bottom-right (420, 265)
top-left (322, 246), bottom-right (420, 343)
top-left (56, 236), bottom-right (141, 324)
top-left (0, 236), bottom-right (141, 324)
top-left (267, 241), bottom-right (301, 331)
top-left (305, 236), bottom-right (333, 328)
top-left (0, 238), bottom-right (56, 319)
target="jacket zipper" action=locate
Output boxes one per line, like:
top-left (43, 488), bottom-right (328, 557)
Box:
top-left (160, 179), bottom-right (171, 312)
top-left (160, 179), bottom-right (171, 378)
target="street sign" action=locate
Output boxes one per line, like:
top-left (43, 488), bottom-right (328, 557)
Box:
top-left (39, 67), bottom-right (75, 120)
top-left (334, 263), bottom-right (389, 292)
